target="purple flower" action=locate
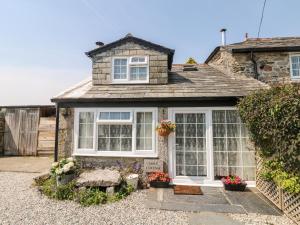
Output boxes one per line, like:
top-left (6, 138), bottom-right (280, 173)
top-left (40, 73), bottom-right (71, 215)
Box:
top-left (132, 162), bottom-right (141, 172)
top-left (116, 160), bottom-right (123, 169)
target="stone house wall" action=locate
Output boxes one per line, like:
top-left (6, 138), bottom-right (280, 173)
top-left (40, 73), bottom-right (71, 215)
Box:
top-left (57, 107), bottom-right (170, 172)
top-left (92, 42), bottom-right (169, 85)
top-left (208, 48), bottom-right (293, 83)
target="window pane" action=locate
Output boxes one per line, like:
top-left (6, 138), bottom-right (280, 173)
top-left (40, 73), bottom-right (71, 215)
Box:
top-left (110, 138), bottom-right (120, 151)
top-left (110, 125), bottom-right (121, 137)
top-left (145, 112), bottom-right (152, 123)
top-left (136, 138), bottom-right (144, 150)
top-left (121, 138), bottom-right (132, 151)
top-left (114, 58), bottom-right (127, 80)
top-left (136, 124), bottom-right (144, 137)
top-left (129, 66), bottom-right (147, 81)
top-left (121, 112), bottom-right (130, 120)
top-left (98, 112), bottom-right (131, 121)
top-left (78, 112), bottom-right (94, 149)
top-left (99, 112), bottom-right (109, 120)
top-left (98, 138), bottom-right (109, 151)
top-left (136, 112), bottom-right (153, 151)
top-left (121, 125), bottom-right (132, 137)
top-left (212, 110), bottom-right (225, 123)
top-left (145, 124), bottom-right (152, 137)
top-left (97, 124), bottom-right (132, 152)
top-left (145, 138), bottom-right (152, 150)
top-left (212, 110), bottom-right (254, 181)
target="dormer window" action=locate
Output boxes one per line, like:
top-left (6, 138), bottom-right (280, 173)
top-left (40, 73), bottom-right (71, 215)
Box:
top-left (112, 56), bottom-right (149, 83)
top-left (290, 54), bottom-right (300, 79)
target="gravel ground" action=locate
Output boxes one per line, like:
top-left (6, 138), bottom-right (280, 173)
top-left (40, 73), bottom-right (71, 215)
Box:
top-left (0, 172), bottom-right (189, 225)
top-left (0, 172), bottom-right (295, 225)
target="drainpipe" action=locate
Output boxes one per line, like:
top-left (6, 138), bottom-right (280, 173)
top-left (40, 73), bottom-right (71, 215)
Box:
top-left (250, 51), bottom-right (259, 79)
top-left (54, 103), bottom-right (60, 162)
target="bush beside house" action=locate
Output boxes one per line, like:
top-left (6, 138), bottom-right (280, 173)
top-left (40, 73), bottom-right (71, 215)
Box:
top-left (238, 84), bottom-right (300, 193)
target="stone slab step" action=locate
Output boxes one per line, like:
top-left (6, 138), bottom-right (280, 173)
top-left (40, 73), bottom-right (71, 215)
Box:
top-left (145, 200), bottom-right (246, 214)
top-left (189, 212), bottom-right (244, 225)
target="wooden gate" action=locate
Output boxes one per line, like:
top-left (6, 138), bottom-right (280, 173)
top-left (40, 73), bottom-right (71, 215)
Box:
top-left (4, 108), bottom-right (39, 156)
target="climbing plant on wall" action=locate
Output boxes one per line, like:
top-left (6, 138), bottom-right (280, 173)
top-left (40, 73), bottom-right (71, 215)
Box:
top-left (238, 84), bottom-right (300, 193)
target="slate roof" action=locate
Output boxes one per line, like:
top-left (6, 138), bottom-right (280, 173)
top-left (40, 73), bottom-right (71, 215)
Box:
top-left (205, 37), bottom-right (300, 63)
top-left (52, 64), bottom-right (267, 103)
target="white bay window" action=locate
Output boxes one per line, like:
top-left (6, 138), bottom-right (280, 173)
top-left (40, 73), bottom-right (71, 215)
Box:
top-left (75, 108), bottom-right (157, 157)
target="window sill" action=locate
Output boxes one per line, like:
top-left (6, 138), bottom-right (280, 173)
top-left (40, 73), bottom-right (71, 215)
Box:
top-left (110, 81), bottom-right (149, 84)
top-left (73, 152), bottom-right (158, 158)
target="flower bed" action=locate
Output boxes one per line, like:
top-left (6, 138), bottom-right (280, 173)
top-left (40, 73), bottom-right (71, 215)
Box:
top-left (35, 158), bottom-right (135, 206)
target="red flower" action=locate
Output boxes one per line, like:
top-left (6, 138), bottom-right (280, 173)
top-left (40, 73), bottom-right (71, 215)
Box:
top-left (148, 171), bottom-right (171, 183)
top-left (221, 175), bottom-right (245, 185)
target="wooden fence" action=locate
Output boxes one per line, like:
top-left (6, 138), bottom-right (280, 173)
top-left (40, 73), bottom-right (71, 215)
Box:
top-left (0, 115), bottom-right (4, 154)
top-left (1, 107), bottom-right (55, 156)
top-left (4, 108), bottom-right (39, 155)
top-left (257, 157), bottom-right (300, 224)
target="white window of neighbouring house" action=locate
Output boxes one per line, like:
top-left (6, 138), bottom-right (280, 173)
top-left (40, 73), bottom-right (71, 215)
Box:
top-left (112, 56), bottom-right (149, 83)
top-left (75, 108), bottom-right (156, 156)
top-left (212, 110), bottom-right (255, 181)
top-left (290, 55), bottom-right (300, 79)
top-left (78, 112), bottom-right (95, 149)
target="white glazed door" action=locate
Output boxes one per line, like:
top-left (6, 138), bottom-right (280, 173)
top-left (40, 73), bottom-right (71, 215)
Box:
top-left (173, 112), bottom-right (209, 180)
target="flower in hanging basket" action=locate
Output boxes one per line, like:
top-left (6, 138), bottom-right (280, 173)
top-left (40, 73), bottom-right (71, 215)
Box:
top-left (156, 120), bottom-right (176, 137)
top-left (221, 175), bottom-right (247, 191)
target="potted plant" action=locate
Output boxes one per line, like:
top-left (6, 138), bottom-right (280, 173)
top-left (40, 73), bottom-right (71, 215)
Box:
top-left (148, 171), bottom-right (171, 188)
top-left (221, 175), bottom-right (247, 191)
top-left (156, 120), bottom-right (176, 137)
top-left (51, 157), bottom-right (78, 186)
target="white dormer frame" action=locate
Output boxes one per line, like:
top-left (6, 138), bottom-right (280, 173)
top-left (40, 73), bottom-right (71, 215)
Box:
top-left (112, 56), bottom-right (149, 84)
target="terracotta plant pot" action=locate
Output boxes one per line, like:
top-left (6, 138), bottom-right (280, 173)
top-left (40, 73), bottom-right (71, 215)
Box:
top-left (150, 181), bottom-right (170, 188)
top-left (223, 183), bottom-right (247, 191)
top-left (157, 129), bottom-right (171, 137)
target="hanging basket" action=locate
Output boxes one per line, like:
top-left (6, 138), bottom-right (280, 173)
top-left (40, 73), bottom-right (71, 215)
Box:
top-left (157, 128), bottom-right (171, 137)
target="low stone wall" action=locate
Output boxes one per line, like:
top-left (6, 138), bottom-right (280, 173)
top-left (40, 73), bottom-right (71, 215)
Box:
top-left (257, 157), bottom-right (300, 224)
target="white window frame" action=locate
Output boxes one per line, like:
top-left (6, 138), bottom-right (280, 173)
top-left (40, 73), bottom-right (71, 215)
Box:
top-left (112, 56), bottom-right (149, 84)
top-left (74, 107), bottom-right (157, 157)
top-left (289, 53), bottom-right (300, 80)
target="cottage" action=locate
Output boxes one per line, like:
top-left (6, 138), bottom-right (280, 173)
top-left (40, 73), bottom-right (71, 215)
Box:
top-left (51, 33), bottom-right (277, 187)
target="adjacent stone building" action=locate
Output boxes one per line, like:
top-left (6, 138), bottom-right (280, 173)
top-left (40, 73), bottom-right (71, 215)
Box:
top-left (205, 37), bottom-right (300, 83)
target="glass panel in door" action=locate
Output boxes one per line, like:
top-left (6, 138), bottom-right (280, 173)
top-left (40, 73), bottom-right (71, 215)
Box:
top-left (175, 113), bottom-right (207, 177)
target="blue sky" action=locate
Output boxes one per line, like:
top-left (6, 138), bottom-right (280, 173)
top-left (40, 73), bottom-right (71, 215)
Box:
top-left (0, 0), bottom-right (300, 105)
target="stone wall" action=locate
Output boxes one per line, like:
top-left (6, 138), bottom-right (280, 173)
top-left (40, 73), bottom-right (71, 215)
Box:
top-left (92, 42), bottom-right (169, 85)
top-left (57, 107), bottom-right (170, 172)
top-left (208, 48), bottom-right (293, 83)
top-left (58, 108), bottom-right (74, 159)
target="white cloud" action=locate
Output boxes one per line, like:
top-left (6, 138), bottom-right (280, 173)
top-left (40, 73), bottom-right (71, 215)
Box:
top-left (0, 67), bottom-right (89, 106)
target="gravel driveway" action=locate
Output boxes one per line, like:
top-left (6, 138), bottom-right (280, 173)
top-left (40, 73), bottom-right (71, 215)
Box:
top-left (0, 172), bottom-right (294, 225)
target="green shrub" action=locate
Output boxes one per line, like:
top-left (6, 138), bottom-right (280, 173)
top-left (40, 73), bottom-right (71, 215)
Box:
top-left (41, 177), bottom-right (56, 198)
top-left (41, 178), bottom-right (76, 200)
top-left (238, 84), bottom-right (300, 193)
top-left (55, 181), bottom-right (76, 200)
top-left (238, 84), bottom-right (300, 175)
top-left (76, 188), bottom-right (107, 206)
